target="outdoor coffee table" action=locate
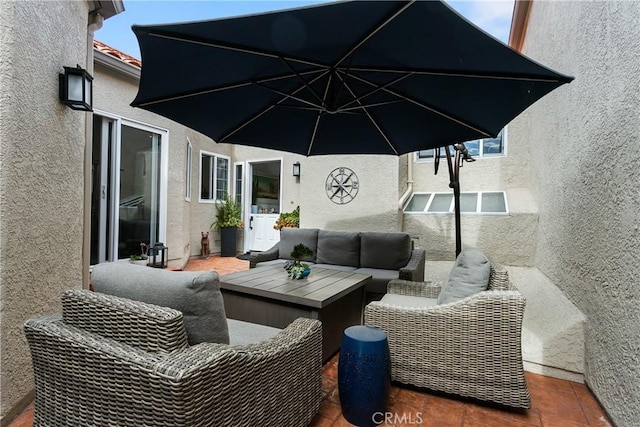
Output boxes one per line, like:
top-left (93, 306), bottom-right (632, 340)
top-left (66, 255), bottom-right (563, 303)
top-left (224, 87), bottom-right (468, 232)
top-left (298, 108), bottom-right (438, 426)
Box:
top-left (220, 264), bottom-right (371, 361)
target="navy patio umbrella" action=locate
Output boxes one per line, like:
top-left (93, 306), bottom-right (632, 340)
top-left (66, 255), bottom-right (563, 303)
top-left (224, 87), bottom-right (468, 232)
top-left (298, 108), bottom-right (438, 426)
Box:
top-left (131, 0), bottom-right (573, 254)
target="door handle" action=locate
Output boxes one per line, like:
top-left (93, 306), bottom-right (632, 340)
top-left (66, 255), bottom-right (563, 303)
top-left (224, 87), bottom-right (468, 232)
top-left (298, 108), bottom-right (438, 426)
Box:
top-left (249, 216), bottom-right (254, 230)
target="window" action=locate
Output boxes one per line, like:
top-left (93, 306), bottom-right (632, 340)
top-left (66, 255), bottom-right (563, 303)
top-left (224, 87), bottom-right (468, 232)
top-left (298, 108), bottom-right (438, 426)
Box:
top-left (404, 191), bottom-right (508, 214)
top-left (234, 162), bottom-right (243, 207)
top-left (185, 138), bottom-right (192, 201)
top-left (199, 150), bottom-right (230, 202)
top-left (415, 128), bottom-right (506, 161)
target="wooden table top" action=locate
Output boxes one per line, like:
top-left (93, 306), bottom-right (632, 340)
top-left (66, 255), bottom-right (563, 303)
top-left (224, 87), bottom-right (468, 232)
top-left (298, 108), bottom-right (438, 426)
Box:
top-left (220, 264), bottom-right (371, 309)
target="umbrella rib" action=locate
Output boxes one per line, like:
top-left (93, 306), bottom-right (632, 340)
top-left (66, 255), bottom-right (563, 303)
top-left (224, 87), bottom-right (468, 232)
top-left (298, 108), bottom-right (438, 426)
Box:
top-left (220, 70), bottom-right (330, 142)
top-left (342, 66), bottom-right (569, 83)
top-left (134, 69), bottom-right (325, 107)
top-left (279, 57), bottom-right (328, 109)
top-left (147, 31), bottom-right (331, 70)
top-left (346, 72), bottom-right (493, 137)
top-left (306, 75), bottom-right (334, 156)
top-left (334, 70), bottom-right (413, 111)
top-left (334, 0), bottom-right (415, 68)
top-left (338, 77), bottom-right (399, 155)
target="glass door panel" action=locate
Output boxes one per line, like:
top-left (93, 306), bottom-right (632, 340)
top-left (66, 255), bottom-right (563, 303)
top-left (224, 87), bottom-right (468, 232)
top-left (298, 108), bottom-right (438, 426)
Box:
top-left (117, 125), bottom-right (161, 259)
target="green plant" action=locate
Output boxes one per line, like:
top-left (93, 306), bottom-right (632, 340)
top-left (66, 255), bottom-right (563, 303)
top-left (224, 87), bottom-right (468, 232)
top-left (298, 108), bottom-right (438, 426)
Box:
top-left (274, 206), bottom-right (300, 230)
top-left (211, 193), bottom-right (243, 231)
top-left (287, 243), bottom-right (313, 279)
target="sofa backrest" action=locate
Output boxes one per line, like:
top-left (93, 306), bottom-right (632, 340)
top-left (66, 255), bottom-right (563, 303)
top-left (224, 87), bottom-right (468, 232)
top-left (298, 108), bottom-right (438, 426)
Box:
top-left (278, 228), bottom-right (319, 262)
top-left (316, 230), bottom-right (361, 267)
top-left (360, 232), bottom-right (412, 270)
top-left (62, 289), bottom-right (189, 354)
top-left (91, 263), bottom-right (229, 345)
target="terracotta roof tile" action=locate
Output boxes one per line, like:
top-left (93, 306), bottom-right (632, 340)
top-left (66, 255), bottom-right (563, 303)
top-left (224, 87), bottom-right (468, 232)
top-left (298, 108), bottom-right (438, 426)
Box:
top-left (93, 39), bottom-right (141, 68)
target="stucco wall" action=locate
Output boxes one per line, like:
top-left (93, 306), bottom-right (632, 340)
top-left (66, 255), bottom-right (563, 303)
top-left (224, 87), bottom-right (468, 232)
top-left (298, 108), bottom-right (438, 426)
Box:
top-left (0, 0), bottom-right (92, 419)
top-left (299, 155), bottom-right (401, 232)
top-left (403, 125), bottom-right (537, 262)
top-left (514, 1), bottom-right (640, 425)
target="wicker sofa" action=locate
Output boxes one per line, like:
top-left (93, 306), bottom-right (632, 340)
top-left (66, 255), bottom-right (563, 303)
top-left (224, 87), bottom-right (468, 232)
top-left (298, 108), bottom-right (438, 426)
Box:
top-left (25, 289), bottom-right (322, 426)
top-left (250, 228), bottom-right (426, 298)
top-left (364, 248), bottom-right (531, 408)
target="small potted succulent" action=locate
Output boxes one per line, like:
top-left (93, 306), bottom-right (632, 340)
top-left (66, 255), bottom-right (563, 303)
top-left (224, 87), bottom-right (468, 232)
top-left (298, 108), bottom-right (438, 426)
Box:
top-left (285, 243), bottom-right (313, 279)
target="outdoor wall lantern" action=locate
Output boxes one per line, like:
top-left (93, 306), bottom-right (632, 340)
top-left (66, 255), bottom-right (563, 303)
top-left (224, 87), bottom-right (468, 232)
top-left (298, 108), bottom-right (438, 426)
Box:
top-left (59, 65), bottom-right (93, 111)
top-left (149, 242), bottom-right (168, 268)
top-left (293, 162), bottom-right (301, 177)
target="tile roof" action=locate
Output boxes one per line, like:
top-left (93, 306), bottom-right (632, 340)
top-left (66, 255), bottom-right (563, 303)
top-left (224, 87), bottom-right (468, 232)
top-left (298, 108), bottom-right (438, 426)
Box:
top-left (93, 39), bottom-right (141, 68)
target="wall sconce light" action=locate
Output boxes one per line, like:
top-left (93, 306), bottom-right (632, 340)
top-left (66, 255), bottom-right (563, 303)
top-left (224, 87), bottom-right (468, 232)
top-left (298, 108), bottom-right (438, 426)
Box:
top-left (59, 65), bottom-right (93, 111)
top-left (293, 162), bottom-right (301, 177)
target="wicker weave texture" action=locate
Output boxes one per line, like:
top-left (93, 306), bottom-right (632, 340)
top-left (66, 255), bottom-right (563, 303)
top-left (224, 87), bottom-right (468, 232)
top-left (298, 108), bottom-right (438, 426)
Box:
top-left (25, 291), bottom-right (323, 426)
top-left (365, 260), bottom-right (531, 408)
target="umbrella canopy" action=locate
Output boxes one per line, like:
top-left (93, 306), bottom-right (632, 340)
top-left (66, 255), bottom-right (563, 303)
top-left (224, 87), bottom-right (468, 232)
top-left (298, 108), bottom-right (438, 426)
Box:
top-left (130, 0), bottom-right (573, 156)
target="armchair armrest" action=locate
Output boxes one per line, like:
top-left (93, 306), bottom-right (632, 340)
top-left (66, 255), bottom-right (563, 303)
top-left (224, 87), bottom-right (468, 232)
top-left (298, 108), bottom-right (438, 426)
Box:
top-left (399, 248), bottom-right (425, 281)
top-left (387, 279), bottom-right (443, 298)
top-left (249, 242), bottom-right (280, 268)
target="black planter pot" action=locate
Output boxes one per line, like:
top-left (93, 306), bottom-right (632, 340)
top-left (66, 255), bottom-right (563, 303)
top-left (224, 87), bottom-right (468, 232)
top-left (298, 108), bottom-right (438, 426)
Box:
top-left (220, 227), bottom-right (237, 257)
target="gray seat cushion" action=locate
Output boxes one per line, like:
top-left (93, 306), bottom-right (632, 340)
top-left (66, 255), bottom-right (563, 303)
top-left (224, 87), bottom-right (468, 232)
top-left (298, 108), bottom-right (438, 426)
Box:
top-left (316, 230), bottom-right (361, 267)
top-left (314, 263), bottom-right (357, 272)
top-left (437, 248), bottom-right (491, 304)
top-left (355, 267), bottom-right (399, 294)
top-left (278, 228), bottom-right (319, 262)
top-left (380, 294), bottom-right (439, 308)
top-left (91, 262), bottom-right (230, 345)
top-left (227, 319), bottom-right (282, 346)
top-left (360, 232), bottom-right (412, 270)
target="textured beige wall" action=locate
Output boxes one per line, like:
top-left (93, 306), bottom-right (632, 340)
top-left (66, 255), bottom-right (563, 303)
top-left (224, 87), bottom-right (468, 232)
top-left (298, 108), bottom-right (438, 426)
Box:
top-left (515, 1), bottom-right (640, 425)
top-left (0, 0), bottom-right (92, 419)
top-left (299, 155), bottom-right (401, 232)
top-left (403, 126), bottom-right (537, 262)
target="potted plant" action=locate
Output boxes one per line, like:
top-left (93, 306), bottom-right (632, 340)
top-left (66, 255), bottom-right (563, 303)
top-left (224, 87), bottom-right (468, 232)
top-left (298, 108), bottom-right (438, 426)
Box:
top-left (211, 193), bottom-right (243, 257)
top-left (129, 242), bottom-right (149, 265)
top-left (285, 243), bottom-right (313, 279)
top-left (274, 206), bottom-right (300, 230)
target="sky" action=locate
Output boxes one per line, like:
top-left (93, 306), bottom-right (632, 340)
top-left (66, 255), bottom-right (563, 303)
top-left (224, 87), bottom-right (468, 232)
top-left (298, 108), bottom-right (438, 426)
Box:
top-left (96, 0), bottom-right (515, 59)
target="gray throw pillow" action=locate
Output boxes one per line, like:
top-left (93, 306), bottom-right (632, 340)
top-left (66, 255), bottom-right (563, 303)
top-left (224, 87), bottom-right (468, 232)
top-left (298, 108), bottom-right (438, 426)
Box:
top-left (438, 248), bottom-right (490, 305)
top-left (360, 232), bottom-right (411, 269)
top-left (316, 230), bottom-right (361, 267)
top-left (91, 263), bottom-right (229, 345)
top-left (278, 228), bottom-right (319, 262)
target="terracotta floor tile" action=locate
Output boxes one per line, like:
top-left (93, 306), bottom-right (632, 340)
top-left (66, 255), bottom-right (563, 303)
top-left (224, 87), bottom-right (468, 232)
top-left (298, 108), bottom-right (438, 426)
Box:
top-left (419, 396), bottom-right (466, 427)
top-left (317, 399), bottom-right (343, 422)
top-left (571, 382), bottom-right (613, 427)
top-left (309, 414), bottom-right (336, 427)
top-left (462, 403), bottom-right (514, 427)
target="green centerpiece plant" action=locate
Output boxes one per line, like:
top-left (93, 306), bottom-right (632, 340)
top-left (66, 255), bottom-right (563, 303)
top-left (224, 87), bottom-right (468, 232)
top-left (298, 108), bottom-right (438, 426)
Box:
top-left (286, 243), bottom-right (313, 279)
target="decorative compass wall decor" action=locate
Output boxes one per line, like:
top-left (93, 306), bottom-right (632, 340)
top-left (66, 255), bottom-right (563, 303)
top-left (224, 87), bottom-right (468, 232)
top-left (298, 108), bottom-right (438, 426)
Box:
top-left (325, 167), bottom-right (359, 204)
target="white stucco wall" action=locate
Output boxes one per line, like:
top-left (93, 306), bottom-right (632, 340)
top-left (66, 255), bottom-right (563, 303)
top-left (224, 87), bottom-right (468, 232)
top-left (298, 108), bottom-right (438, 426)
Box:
top-left (513, 1), bottom-right (640, 425)
top-left (0, 0), bottom-right (92, 419)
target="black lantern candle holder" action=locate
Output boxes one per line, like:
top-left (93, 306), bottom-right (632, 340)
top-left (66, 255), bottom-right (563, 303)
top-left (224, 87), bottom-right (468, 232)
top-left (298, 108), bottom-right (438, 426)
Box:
top-left (149, 242), bottom-right (168, 268)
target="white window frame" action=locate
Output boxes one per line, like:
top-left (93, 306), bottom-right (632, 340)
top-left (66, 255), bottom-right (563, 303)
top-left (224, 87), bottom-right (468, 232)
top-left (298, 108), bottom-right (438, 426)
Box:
top-left (198, 150), bottom-right (230, 203)
top-left (185, 138), bottom-right (192, 202)
top-left (233, 161), bottom-right (244, 208)
top-left (415, 128), bottom-right (507, 162)
top-left (403, 191), bottom-right (509, 215)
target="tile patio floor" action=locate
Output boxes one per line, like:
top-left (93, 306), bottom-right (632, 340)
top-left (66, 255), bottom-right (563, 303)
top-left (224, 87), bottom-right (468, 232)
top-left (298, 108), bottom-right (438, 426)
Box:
top-left (10, 255), bottom-right (612, 427)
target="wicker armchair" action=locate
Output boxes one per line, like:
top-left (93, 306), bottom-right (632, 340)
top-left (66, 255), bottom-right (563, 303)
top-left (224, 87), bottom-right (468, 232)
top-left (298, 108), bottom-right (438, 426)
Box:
top-left (25, 290), bottom-right (323, 426)
top-left (364, 258), bottom-right (531, 408)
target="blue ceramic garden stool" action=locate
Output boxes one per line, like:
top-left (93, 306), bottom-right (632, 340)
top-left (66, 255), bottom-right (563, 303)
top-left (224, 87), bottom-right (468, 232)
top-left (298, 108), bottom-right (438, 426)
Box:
top-left (338, 325), bottom-right (391, 427)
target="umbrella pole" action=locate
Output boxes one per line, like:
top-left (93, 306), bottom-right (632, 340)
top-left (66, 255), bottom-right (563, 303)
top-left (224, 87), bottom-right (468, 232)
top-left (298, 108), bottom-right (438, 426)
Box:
top-left (444, 147), bottom-right (462, 257)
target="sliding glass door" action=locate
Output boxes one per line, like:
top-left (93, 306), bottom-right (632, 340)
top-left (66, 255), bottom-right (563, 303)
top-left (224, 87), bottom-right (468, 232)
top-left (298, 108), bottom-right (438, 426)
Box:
top-left (91, 114), bottom-right (167, 264)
